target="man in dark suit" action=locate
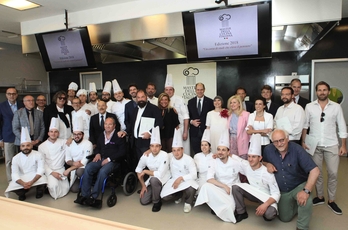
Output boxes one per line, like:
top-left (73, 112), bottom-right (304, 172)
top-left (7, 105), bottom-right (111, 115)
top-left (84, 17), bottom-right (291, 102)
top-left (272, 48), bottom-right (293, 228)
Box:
top-left (0, 87), bottom-right (24, 182)
top-left (12, 95), bottom-right (45, 150)
top-left (89, 100), bottom-right (119, 149)
top-left (121, 90), bottom-right (163, 160)
top-left (236, 87), bottom-right (254, 113)
top-left (290, 78), bottom-right (310, 109)
top-left (188, 83), bottom-right (214, 154)
top-left (261, 85), bottom-right (279, 117)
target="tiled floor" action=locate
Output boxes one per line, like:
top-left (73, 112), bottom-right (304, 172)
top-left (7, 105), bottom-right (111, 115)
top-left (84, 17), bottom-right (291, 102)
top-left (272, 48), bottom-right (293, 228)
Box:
top-left (1, 157), bottom-right (347, 230)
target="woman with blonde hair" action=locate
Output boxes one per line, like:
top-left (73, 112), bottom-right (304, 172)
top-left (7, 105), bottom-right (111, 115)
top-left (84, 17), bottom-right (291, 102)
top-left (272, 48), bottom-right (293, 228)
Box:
top-left (227, 95), bottom-right (250, 160)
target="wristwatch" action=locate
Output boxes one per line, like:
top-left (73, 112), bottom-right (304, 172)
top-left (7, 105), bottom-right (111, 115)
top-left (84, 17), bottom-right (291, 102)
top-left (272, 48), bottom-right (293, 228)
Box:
top-left (303, 188), bottom-right (311, 194)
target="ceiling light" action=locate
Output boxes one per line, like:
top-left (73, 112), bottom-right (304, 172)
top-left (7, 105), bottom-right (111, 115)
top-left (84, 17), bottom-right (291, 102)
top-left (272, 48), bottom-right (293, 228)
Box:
top-left (0, 0), bottom-right (41, 11)
top-left (272, 26), bottom-right (284, 31)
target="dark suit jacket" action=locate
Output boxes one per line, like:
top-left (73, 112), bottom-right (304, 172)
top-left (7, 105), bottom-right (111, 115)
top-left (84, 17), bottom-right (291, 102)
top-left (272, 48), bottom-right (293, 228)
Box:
top-left (297, 96), bottom-right (311, 110)
top-left (12, 108), bottom-right (45, 145)
top-left (265, 101), bottom-right (280, 118)
top-left (95, 130), bottom-right (126, 162)
top-left (43, 103), bottom-right (74, 139)
top-left (89, 112), bottom-right (120, 145)
top-left (0, 100), bottom-right (24, 142)
top-left (245, 101), bottom-right (254, 113)
top-left (124, 100), bottom-right (137, 132)
top-left (187, 96), bottom-right (214, 138)
top-left (125, 102), bottom-right (163, 149)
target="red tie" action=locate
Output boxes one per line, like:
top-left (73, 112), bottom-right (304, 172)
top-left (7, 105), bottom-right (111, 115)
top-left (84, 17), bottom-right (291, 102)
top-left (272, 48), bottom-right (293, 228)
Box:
top-left (293, 98), bottom-right (296, 103)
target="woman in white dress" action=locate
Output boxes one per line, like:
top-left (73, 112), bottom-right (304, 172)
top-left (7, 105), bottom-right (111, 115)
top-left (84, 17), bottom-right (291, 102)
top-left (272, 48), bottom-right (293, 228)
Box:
top-left (194, 129), bottom-right (213, 192)
top-left (205, 96), bottom-right (229, 153)
top-left (246, 97), bottom-right (273, 155)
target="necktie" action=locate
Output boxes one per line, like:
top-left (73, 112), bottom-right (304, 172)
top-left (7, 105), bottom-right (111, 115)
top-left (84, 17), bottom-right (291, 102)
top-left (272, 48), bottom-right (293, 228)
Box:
top-left (100, 115), bottom-right (104, 130)
top-left (198, 99), bottom-right (202, 116)
top-left (29, 110), bottom-right (34, 136)
top-left (293, 97), bottom-right (296, 103)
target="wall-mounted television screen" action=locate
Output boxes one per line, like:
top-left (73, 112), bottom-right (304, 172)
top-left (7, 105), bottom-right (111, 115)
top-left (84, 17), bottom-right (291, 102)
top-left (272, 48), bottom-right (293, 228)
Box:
top-left (35, 27), bottom-right (96, 71)
top-left (182, 1), bottom-right (271, 62)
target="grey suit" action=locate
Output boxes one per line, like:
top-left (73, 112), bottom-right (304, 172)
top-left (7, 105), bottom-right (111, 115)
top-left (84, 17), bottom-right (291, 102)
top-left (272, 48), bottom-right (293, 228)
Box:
top-left (12, 108), bottom-right (45, 146)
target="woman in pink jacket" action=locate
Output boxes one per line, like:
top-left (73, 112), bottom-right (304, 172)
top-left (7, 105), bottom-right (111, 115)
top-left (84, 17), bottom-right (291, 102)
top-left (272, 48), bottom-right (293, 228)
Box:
top-left (227, 95), bottom-right (250, 160)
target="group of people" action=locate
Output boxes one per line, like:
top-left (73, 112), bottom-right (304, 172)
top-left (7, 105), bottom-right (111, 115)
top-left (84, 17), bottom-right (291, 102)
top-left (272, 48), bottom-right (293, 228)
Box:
top-left (0, 75), bottom-right (346, 230)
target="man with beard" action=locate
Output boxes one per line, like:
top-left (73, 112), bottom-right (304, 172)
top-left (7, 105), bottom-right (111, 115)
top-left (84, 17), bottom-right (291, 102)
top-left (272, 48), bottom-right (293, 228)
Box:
top-left (101, 81), bottom-right (115, 113)
top-left (124, 83), bottom-right (138, 130)
top-left (39, 118), bottom-right (69, 199)
top-left (88, 82), bottom-right (99, 111)
top-left (263, 129), bottom-right (319, 230)
top-left (5, 127), bottom-right (47, 200)
top-left (302, 81), bottom-right (347, 215)
top-left (146, 82), bottom-right (158, 105)
top-left (120, 90), bottom-right (163, 160)
top-left (274, 86), bottom-right (305, 144)
top-left (111, 79), bottom-right (130, 131)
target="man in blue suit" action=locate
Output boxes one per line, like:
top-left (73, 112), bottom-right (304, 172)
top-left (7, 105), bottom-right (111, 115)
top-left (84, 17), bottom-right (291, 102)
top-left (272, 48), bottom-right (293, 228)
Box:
top-left (0, 87), bottom-right (24, 182)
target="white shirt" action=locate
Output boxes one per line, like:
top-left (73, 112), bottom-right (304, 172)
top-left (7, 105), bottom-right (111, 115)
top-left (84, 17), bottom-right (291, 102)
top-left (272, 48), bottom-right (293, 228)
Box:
top-left (135, 150), bottom-right (170, 186)
top-left (72, 109), bottom-right (90, 139)
top-left (304, 99), bottom-right (347, 147)
top-left (80, 102), bottom-right (97, 116)
top-left (133, 105), bottom-right (146, 138)
top-left (11, 151), bottom-right (45, 182)
top-left (111, 98), bottom-right (130, 131)
top-left (39, 138), bottom-right (66, 175)
top-left (106, 100), bottom-right (116, 113)
top-left (170, 94), bottom-right (189, 125)
top-left (207, 157), bottom-right (242, 187)
top-left (274, 101), bottom-right (306, 140)
top-left (169, 153), bottom-right (197, 182)
top-left (196, 96), bottom-right (205, 108)
top-left (66, 139), bottom-right (93, 167)
top-left (247, 111), bottom-right (273, 145)
top-left (147, 97), bottom-right (158, 106)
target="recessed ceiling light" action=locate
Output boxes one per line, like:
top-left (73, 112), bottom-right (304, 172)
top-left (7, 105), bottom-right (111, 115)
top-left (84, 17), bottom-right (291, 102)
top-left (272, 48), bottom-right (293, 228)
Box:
top-left (0, 0), bottom-right (41, 11)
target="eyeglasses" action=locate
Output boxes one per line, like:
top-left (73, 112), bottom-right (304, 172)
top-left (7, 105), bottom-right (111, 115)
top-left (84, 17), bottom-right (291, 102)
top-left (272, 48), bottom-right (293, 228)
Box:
top-left (6, 93), bottom-right (17, 96)
top-left (58, 97), bottom-right (66, 100)
top-left (273, 138), bottom-right (285, 145)
top-left (320, 112), bottom-right (325, 122)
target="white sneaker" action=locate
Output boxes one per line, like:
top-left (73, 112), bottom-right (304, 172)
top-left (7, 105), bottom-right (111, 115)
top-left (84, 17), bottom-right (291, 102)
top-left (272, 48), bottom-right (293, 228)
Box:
top-left (184, 203), bottom-right (192, 213)
top-left (175, 198), bottom-right (182, 204)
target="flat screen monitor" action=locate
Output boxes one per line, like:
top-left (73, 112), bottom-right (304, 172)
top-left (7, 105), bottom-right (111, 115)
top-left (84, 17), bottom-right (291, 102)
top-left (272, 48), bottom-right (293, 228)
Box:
top-left (182, 1), bottom-right (272, 62)
top-left (35, 27), bottom-right (96, 71)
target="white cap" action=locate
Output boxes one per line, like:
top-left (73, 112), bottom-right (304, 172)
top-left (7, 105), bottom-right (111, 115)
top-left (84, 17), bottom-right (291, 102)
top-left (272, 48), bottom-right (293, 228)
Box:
top-left (164, 73), bottom-right (174, 88)
top-left (76, 89), bottom-right (87, 97)
top-left (89, 82), bottom-right (97, 93)
top-left (112, 79), bottom-right (122, 93)
top-left (217, 129), bottom-right (229, 148)
top-left (103, 81), bottom-right (112, 94)
top-left (201, 129), bottom-right (211, 143)
top-left (68, 82), bottom-right (78, 91)
top-left (49, 117), bottom-right (60, 131)
top-left (20, 127), bottom-right (31, 144)
top-left (248, 134), bottom-right (262, 156)
top-left (150, 126), bottom-right (161, 145)
top-left (73, 117), bottom-right (84, 132)
top-left (172, 128), bottom-right (183, 147)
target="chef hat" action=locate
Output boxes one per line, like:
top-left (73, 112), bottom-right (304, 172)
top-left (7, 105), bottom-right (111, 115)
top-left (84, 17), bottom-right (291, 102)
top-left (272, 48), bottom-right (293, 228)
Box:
top-left (68, 82), bottom-right (78, 91)
top-left (49, 117), bottom-right (60, 131)
top-left (73, 117), bottom-right (84, 132)
top-left (164, 73), bottom-right (174, 88)
top-left (201, 129), bottom-right (211, 144)
top-left (112, 79), bottom-right (122, 93)
top-left (248, 134), bottom-right (262, 156)
top-left (20, 127), bottom-right (31, 144)
top-left (217, 129), bottom-right (229, 149)
top-left (76, 89), bottom-right (87, 97)
top-left (172, 128), bottom-right (183, 147)
top-left (103, 81), bottom-right (112, 94)
top-left (89, 82), bottom-right (97, 93)
top-left (150, 126), bottom-right (161, 145)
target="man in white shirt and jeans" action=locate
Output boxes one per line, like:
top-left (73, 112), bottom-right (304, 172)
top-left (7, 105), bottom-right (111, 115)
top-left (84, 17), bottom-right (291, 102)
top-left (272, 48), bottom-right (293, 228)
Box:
top-left (302, 81), bottom-right (347, 215)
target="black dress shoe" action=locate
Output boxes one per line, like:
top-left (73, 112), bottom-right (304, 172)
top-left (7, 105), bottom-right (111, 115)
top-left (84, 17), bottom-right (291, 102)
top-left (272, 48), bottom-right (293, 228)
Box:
top-left (74, 196), bottom-right (87, 205)
top-left (152, 201), bottom-right (162, 212)
top-left (36, 191), bottom-right (44, 199)
top-left (85, 196), bottom-right (96, 206)
top-left (18, 194), bottom-right (26, 201)
top-left (235, 212), bottom-right (248, 223)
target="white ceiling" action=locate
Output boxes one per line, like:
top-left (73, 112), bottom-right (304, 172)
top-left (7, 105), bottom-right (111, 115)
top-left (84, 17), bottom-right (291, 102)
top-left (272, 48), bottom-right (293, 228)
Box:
top-left (0, 0), bottom-right (348, 46)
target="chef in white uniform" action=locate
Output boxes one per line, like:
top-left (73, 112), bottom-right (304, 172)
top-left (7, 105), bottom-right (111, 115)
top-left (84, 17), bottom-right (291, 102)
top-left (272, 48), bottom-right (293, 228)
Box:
top-left (67, 82), bottom-right (78, 106)
top-left (161, 128), bottom-right (198, 213)
top-left (164, 74), bottom-right (190, 155)
top-left (111, 79), bottom-right (130, 131)
top-left (231, 134), bottom-right (280, 223)
top-left (88, 82), bottom-right (99, 111)
top-left (71, 97), bottom-right (91, 140)
top-left (135, 126), bottom-right (170, 212)
top-left (195, 129), bottom-right (242, 223)
top-left (64, 119), bottom-right (93, 192)
top-left (39, 118), bottom-right (69, 199)
top-left (5, 127), bottom-right (47, 200)
top-left (194, 129), bottom-right (213, 192)
top-left (77, 89), bottom-right (97, 116)
top-left (102, 81), bottom-right (115, 113)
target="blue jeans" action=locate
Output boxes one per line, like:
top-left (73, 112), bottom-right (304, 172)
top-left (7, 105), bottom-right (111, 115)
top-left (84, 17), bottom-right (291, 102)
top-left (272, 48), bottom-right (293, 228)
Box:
top-left (81, 160), bottom-right (117, 199)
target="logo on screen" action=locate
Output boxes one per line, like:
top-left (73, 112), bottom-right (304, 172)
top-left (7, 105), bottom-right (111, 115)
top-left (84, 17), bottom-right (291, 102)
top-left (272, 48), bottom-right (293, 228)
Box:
top-left (219, 14), bottom-right (232, 39)
top-left (58, 35), bottom-right (69, 55)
